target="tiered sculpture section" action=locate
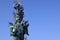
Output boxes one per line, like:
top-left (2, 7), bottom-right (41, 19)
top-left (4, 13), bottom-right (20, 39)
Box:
top-left (9, 0), bottom-right (29, 40)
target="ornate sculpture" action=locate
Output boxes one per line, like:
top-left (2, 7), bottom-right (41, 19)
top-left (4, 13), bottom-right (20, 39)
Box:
top-left (9, 0), bottom-right (29, 40)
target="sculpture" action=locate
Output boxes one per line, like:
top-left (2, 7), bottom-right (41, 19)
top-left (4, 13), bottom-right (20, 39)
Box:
top-left (9, 0), bottom-right (29, 40)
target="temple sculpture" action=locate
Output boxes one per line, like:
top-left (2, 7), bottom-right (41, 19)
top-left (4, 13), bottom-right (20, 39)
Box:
top-left (9, 0), bottom-right (29, 40)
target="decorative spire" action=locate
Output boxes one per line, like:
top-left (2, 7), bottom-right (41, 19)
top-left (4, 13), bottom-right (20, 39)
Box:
top-left (9, 0), bottom-right (29, 40)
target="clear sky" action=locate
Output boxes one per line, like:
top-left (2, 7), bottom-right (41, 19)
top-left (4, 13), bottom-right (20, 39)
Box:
top-left (0, 0), bottom-right (60, 40)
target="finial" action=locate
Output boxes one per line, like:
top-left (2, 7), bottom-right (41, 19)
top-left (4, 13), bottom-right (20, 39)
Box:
top-left (13, 0), bottom-right (23, 12)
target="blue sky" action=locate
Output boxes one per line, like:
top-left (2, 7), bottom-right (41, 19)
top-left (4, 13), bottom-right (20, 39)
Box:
top-left (0, 0), bottom-right (60, 40)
